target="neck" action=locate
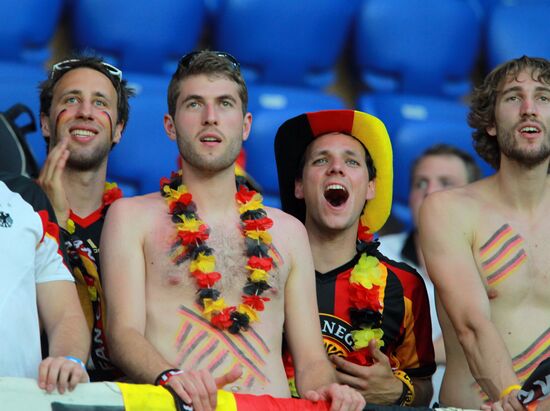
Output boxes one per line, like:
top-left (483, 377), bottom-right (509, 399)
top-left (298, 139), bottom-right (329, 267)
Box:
top-left (495, 157), bottom-right (550, 211)
top-left (64, 167), bottom-right (108, 217)
top-left (180, 163), bottom-right (239, 223)
top-left (306, 220), bottom-right (359, 274)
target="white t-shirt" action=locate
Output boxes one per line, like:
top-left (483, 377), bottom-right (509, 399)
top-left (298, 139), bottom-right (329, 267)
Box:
top-left (0, 181), bottom-right (73, 378)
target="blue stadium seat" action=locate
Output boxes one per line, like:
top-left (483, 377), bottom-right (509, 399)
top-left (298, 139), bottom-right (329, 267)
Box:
top-left (69, 0), bottom-right (205, 75)
top-left (358, 93), bottom-right (470, 138)
top-left (212, 0), bottom-right (358, 88)
top-left (486, 2), bottom-right (550, 69)
top-left (245, 85), bottom-right (346, 207)
top-left (106, 87), bottom-right (179, 196)
top-left (391, 121), bottom-right (493, 228)
top-left (0, 0), bottom-right (63, 64)
top-left (353, 0), bottom-right (482, 98)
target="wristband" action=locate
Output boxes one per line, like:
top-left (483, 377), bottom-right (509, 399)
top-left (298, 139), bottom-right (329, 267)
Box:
top-left (64, 356), bottom-right (86, 371)
top-left (155, 368), bottom-right (184, 386)
top-left (500, 384), bottom-right (522, 399)
top-left (393, 370), bottom-right (415, 406)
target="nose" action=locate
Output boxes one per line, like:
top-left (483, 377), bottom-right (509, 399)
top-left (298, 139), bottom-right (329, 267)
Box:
top-left (202, 103), bottom-right (218, 126)
top-left (327, 158), bottom-right (345, 176)
top-left (423, 180), bottom-right (440, 197)
top-left (520, 96), bottom-right (537, 117)
top-left (75, 100), bottom-right (94, 119)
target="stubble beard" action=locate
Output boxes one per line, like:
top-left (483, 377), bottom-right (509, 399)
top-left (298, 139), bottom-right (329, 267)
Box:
top-left (51, 132), bottom-right (112, 172)
top-left (498, 124), bottom-right (550, 169)
top-left (177, 131), bottom-right (242, 173)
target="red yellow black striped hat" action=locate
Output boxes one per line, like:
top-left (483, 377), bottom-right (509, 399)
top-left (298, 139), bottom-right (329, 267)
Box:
top-left (274, 109), bottom-right (393, 233)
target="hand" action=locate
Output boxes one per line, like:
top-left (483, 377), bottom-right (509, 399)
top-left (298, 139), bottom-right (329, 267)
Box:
top-left (330, 339), bottom-right (402, 404)
top-left (37, 137), bottom-right (71, 228)
top-left (38, 356), bottom-right (89, 394)
top-left (165, 364), bottom-right (242, 411)
top-left (304, 382), bottom-right (366, 411)
top-left (481, 392), bottom-right (526, 411)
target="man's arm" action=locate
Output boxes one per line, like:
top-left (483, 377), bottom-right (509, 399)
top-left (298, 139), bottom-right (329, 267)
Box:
top-left (101, 198), bottom-right (238, 411)
top-left (37, 280), bottom-right (90, 393)
top-left (281, 215), bottom-right (365, 411)
top-left (419, 190), bottom-right (521, 406)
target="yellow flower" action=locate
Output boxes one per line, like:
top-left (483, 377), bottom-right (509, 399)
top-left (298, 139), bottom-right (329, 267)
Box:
top-left (190, 253), bottom-right (216, 273)
top-left (245, 230), bottom-right (272, 244)
top-left (104, 181), bottom-right (119, 191)
top-left (239, 199), bottom-right (264, 214)
top-left (248, 268), bottom-right (269, 282)
top-left (66, 218), bottom-right (76, 234)
top-left (351, 328), bottom-right (385, 350)
top-left (177, 216), bottom-right (204, 232)
top-left (349, 254), bottom-right (384, 289)
top-left (203, 298), bottom-right (226, 320)
top-left (237, 304), bottom-right (259, 322)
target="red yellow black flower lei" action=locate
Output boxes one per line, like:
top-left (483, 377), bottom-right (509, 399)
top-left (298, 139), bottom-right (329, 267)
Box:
top-left (345, 215), bottom-right (387, 366)
top-left (160, 171), bottom-right (274, 334)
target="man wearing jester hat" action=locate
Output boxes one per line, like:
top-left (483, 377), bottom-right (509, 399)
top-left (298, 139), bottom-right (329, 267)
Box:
top-left (275, 110), bottom-right (436, 406)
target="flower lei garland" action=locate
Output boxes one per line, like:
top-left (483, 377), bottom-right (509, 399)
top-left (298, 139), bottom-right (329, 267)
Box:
top-left (66, 182), bottom-right (122, 234)
top-left (345, 214), bottom-right (388, 366)
top-left (160, 171), bottom-right (274, 334)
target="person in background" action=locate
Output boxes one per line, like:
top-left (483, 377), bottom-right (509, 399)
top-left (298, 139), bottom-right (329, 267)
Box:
top-left (379, 143), bottom-right (482, 405)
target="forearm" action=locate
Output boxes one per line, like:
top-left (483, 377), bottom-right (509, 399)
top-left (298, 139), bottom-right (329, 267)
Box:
top-left (410, 376), bottom-right (433, 406)
top-left (295, 358), bottom-right (337, 396)
top-left (109, 326), bottom-right (174, 384)
top-left (48, 311), bottom-right (90, 362)
top-left (459, 324), bottom-right (519, 400)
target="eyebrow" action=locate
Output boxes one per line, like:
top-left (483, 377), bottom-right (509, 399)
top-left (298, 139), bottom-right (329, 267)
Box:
top-left (182, 94), bottom-right (238, 103)
top-left (59, 89), bottom-right (111, 100)
top-left (500, 85), bottom-right (550, 96)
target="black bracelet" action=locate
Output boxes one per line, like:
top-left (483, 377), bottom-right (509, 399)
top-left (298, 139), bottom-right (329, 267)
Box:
top-left (154, 368), bottom-right (183, 386)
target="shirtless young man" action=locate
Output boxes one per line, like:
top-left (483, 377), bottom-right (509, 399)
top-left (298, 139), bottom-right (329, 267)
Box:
top-left (101, 51), bottom-right (365, 411)
top-left (420, 56), bottom-right (550, 409)
top-left (275, 110), bottom-right (435, 406)
top-left (38, 56), bottom-right (133, 381)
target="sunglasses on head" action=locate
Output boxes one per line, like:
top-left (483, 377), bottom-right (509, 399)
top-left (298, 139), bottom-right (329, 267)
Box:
top-left (50, 59), bottom-right (123, 81)
top-left (178, 51), bottom-right (240, 71)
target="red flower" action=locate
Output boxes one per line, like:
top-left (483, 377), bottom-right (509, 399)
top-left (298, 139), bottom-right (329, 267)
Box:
top-left (357, 222), bottom-right (374, 243)
top-left (349, 283), bottom-right (381, 311)
top-left (211, 307), bottom-right (234, 330)
top-left (190, 271), bottom-right (221, 288)
top-left (177, 224), bottom-right (209, 245)
top-left (243, 217), bottom-right (273, 231)
top-left (242, 295), bottom-right (271, 311)
top-left (236, 185), bottom-right (257, 204)
top-left (345, 348), bottom-right (373, 366)
top-left (159, 177), bottom-right (171, 190)
top-left (169, 193), bottom-right (193, 211)
top-left (103, 187), bottom-right (123, 206)
top-left (247, 256), bottom-right (273, 271)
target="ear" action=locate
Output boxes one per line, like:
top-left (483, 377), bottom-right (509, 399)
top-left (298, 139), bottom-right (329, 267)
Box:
top-left (366, 179), bottom-right (376, 201)
top-left (40, 113), bottom-right (51, 138)
top-left (112, 122), bottom-right (124, 145)
top-left (486, 124), bottom-right (497, 137)
top-left (164, 114), bottom-right (177, 141)
top-left (294, 179), bottom-right (304, 200)
top-left (242, 112), bottom-right (252, 142)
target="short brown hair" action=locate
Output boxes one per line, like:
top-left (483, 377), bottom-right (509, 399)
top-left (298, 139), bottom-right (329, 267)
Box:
top-left (167, 50), bottom-right (248, 118)
top-left (468, 56), bottom-right (550, 169)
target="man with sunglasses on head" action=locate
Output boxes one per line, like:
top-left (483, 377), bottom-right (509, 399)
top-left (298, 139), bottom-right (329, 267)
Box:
top-left (101, 50), bottom-right (365, 411)
top-left (37, 55), bottom-right (134, 382)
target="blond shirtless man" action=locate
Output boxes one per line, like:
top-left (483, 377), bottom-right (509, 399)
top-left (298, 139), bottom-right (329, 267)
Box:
top-left (420, 56), bottom-right (550, 410)
top-left (101, 50), bottom-right (365, 411)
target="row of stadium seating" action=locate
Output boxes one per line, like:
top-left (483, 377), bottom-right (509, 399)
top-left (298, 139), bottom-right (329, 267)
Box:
top-left (0, 0), bottom-right (548, 229)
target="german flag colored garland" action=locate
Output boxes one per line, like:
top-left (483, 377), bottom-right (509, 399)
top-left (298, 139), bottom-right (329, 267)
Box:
top-left (345, 214), bottom-right (387, 366)
top-left (160, 171), bottom-right (274, 334)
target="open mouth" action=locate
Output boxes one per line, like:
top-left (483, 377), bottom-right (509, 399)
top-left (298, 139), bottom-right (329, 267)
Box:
top-left (324, 184), bottom-right (349, 207)
top-left (519, 125), bottom-right (541, 136)
top-left (200, 135), bottom-right (222, 143)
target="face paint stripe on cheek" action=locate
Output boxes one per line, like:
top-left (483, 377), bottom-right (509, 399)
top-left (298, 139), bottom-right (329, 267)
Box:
top-left (100, 110), bottom-right (114, 138)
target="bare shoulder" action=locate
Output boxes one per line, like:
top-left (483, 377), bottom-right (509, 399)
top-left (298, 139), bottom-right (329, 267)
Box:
top-left (264, 206), bottom-right (308, 237)
top-left (107, 192), bottom-right (164, 219)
